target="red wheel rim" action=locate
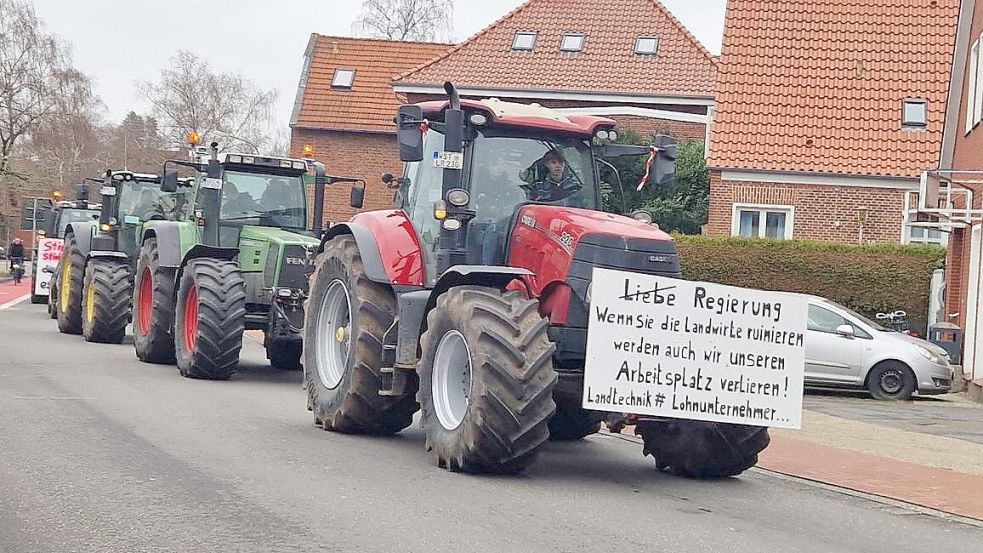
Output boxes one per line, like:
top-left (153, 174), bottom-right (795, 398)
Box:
top-left (184, 285), bottom-right (198, 353)
top-left (138, 267), bottom-right (153, 336)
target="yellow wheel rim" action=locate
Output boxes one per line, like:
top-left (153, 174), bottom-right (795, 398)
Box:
top-left (85, 281), bottom-right (95, 323)
top-left (60, 262), bottom-right (71, 313)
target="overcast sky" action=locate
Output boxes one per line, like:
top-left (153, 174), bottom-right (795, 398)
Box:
top-left (31, 0), bottom-right (727, 129)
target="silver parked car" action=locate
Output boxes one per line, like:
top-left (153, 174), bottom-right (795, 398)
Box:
top-left (802, 295), bottom-right (952, 400)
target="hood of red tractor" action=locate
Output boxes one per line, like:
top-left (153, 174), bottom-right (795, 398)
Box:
top-left (507, 204), bottom-right (676, 294)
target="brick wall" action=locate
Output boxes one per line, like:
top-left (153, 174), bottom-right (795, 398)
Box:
top-left (708, 173), bottom-right (907, 243)
top-left (290, 128), bottom-right (401, 225)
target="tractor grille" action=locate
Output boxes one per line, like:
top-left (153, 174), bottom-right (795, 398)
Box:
top-left (563, 234), bottom-right (681, 330)
top-left (277, 245), bottom-right (315, 292)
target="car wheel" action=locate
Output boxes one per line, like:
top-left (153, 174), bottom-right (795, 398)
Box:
top-left (866, 361), bottom-right (916, 401)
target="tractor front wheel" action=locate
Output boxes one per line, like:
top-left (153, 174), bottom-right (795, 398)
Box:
top-left (634, 419), bottom-right (770, 478)
top-left (81, 258), bottom-right (130, 344)
top-left (303, 235), bottom-right (417, 434)
top-left (417, 286), bottom-right (557, 474)
top-left (174, 259), bottom-right (246, 380)
top-left (55, 233), bottom-right (85, 335)
top-left (133, 238), bottom-right (176, 364)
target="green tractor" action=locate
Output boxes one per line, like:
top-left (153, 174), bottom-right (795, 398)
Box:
top-left (133, 141), bottom-right (336, 378)
top-left (54, 171), bottom-right (187, 343)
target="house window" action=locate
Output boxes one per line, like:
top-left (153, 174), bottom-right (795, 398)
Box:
top-left (906, 225), bottom-right (947, 247)
top-left (512, 31), bottom-right (537, 51)
top-left (732, 204), bottom-right (793, 240)
top-left (969, 34), bottom-right (983, 133)
top-left (331, 68), bottom-right (355, 89)
top-left (902, 98), bottom-right (927, 128)
top-left (560, 33), bottom-right (586, 52)
top-left (635, 36), bottom-right (660, 55)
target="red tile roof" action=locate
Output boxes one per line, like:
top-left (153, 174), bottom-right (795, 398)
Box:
top-left (394, 0), bottom-right (716, 99)
top-left (292, 35), bottom-right (450, 133)
top-left (708, 0), bottom-right (961, 178)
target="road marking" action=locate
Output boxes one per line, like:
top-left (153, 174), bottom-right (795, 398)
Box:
top-left (0, 293), bottom-right (30, 310)
top-left (11, 396), bottom-right (99, 400)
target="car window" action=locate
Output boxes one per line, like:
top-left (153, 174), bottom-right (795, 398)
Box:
top-left (807, 305), bottom-right (850, 333)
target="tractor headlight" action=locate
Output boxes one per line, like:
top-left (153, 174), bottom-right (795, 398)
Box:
top-left (228, 155), bottom-right (242, 163)
top-left (631, 210), bottom-right (653, 224)
top-left (277, 288), bottom-right (293, 298)
top-left (447, 189), bottom-right (470, 207)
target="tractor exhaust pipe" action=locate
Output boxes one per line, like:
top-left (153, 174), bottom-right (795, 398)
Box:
top-left (444, 81), bottom-right (460, 110)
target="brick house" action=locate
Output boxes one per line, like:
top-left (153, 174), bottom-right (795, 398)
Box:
top-left (288, 35), bottom-right (449, 223)
top-left (706, 0), bottom-right (960, 245)
top-left (921, 0), bottom-right (983, 386)
top-left (392, 0), bottom-right (716, 146)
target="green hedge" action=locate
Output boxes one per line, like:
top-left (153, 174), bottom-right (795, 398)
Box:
top-left (674, 235), bottom-right (946, 334)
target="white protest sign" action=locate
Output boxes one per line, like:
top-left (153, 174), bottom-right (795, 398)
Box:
top-left (33, 238), bottom-right (64, 296)
top-left (583, 267), bottom-right (807, 429)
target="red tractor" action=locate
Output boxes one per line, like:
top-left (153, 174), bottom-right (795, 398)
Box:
top-left (303, 83), bottom-right (770, 476)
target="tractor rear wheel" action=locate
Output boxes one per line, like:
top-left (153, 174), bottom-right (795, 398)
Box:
top-left (634, 419), bottom-right (770, 478)
top-left (418, 286), bottom-right (557, 474)
top-left (133, 238), bottom-right (176, 364)
top-left (548, 403), bottom-right (603, 441)
top-left (81, 258), bottom-right (130, 344)
top-left (303, 235), bottom-right (417, 434)
top-left (174, 258), bottom-right (246, 380)
top-left (55, 233), bottom-right (85, 335)
top-left (267, 340), bottom-right (302, 370)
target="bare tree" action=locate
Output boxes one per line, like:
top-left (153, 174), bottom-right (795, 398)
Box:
top-left (136, 50), bottom-right (278, 154)
top-left (0, 0), bottom-right (76, 243)
top-left (352, 0), bottom-right (454, 42)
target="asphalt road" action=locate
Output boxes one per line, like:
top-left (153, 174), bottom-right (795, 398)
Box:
top-left (1, 300), bottom-right (981, 552)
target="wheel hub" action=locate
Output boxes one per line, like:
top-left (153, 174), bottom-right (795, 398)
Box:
top-left (432, 330), bottom-right (473, 431)
top-left (880, 370), bottom-right (903, 394)
top-left (316, 279), bottom-right (351, 390)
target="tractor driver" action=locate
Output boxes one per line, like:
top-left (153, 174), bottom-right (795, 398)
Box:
top-left (221, 181), bottom-right (257, 216)
top-left (520, 149), bottom-right (583, 204)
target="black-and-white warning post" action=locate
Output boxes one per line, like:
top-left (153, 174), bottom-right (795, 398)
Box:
top-left (583, 267), bottom-right (807, 429)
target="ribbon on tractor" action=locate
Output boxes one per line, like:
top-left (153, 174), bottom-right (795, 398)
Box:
top-left (636, 146), bottom-right (660, 192)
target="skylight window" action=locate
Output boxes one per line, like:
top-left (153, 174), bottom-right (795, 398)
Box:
top-left (560, 33), bottom-right (586, 52)
top-left (512, 31), bottom-right (537, 51)
top-left (332, 68), bottom-right (355, 89)
top-left (903, 98), bottom-right (927, 128)
top-left (635, 36), bottom-right (660, 55)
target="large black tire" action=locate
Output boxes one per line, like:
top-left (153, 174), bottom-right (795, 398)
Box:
top-left (303, 235), bottom-right (417, 434)
top-left (47, 279), bottom-right (58, 319)
top-left (548, 403), bottom-right (604, 441)
top-left (635, 419), bottom-right (770, 478)
top-left (174, 259), bottom-right (246, 380)
top-left (81, 258), bottom-right (131, 344)
top-left (55, 233), bottom-right (85, 335)
top-left (133, 238), bottom-right (176, 364)
top-left (267, 340), bottom-right (302, 370)
top-left (866, 361), bottom-right (917, 400)
top-left (418, 286), bottom-right (557, 474)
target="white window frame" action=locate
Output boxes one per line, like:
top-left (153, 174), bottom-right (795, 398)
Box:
top-left (904, 224), bottom-right (948, 247)
top-left (331, 68), bottom-right (355, 89)
top-left (731, 203), bottom-right (795, 240)
top-left (902, 98), bottom-right (928, 129)
top-left (560, 33), bottom-right (586, 52)
top-left (967, 35), bottom-right (981, 134)
top-left (512, 31), bottom-right (538, 51)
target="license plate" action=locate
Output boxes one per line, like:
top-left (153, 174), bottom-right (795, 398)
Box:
top-left (433, 151), bottom-right (463, 169)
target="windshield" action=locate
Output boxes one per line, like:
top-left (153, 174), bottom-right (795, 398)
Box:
top-left (57, 209), bottom-right (100, 237)
top-left (220, 170), bottom-right (306, 229)
top-left (116, 181), bottom-right (187, 222)
top-left (470, 133), bottom-right (598, 220)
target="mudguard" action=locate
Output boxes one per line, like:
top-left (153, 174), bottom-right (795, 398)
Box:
top-left (318, 223), bottom-right (390, 284)
top-left (181, 244), bottom-right (239, 267)
top-left (64, 221), bottom-right (97, 257)
top-left (423, 265), bottom-right (533, 319)
top-left (89, 251), bottom-right (128, 260)
top-left (141, 222), bottom-right (186, 268)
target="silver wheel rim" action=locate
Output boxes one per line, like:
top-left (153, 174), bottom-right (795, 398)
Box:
top-left (316, 279), bottom-right (351, 390)
top-left (432, 330), bottom-right (473, 430)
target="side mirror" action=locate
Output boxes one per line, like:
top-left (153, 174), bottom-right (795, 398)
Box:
top-left (350, 182), bottom-right (366, 209)
top-left (397, 104), bottom-right (425, 162)
top-left (162, 169), bottom-right (179, 193)
top-left (42, 266), bottom-right (54, 274)
top-left (76, 183), bottom-right (88, 201)
top-left (314, 162), bottom-right (328, 186)
top-left (652, 134), bottom-right (677, 188)
top-left (835, 324), bottom-right (855, 337)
